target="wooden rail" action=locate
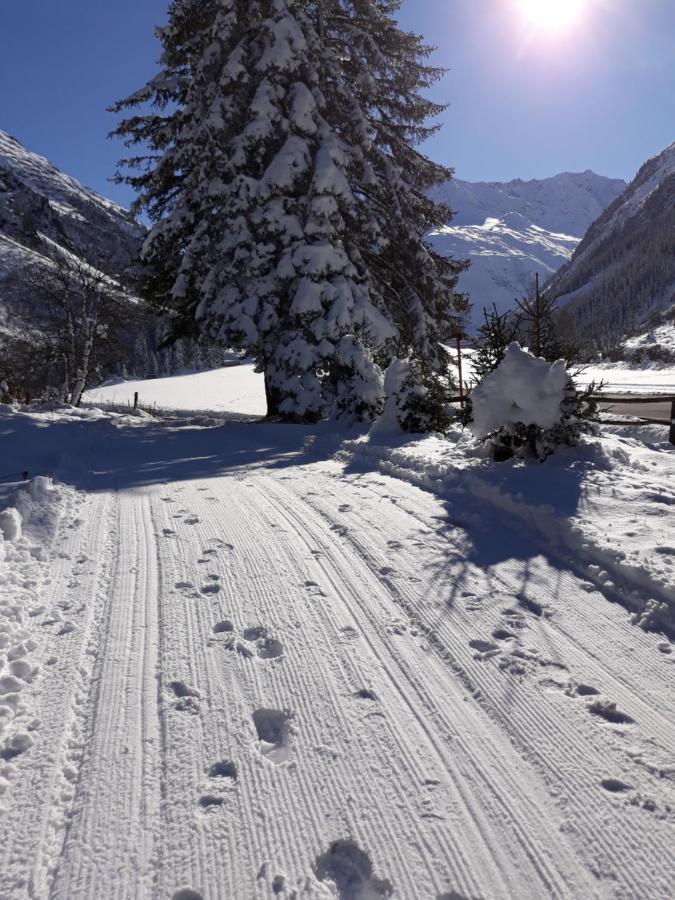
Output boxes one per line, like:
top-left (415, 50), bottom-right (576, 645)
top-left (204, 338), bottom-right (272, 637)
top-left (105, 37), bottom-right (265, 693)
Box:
top-left (593, 395), bottom-right (675, 445)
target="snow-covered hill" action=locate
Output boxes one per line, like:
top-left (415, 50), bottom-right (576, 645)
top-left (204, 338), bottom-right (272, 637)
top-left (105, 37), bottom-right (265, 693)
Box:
top-left (546, 142), bottom-right (675, 352)
top-left (429, 172), bottom-right (626, 330)
top-left (0, 130), bottom-right (143, 334)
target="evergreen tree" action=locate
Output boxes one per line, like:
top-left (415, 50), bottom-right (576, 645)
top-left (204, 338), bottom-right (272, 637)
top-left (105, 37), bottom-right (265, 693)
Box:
top-left (472, 304), bottom-right (522, 380)
top-left (515, 274), bottom-right (579, 364)
top-left (111, 0), bottom-right (466, 421)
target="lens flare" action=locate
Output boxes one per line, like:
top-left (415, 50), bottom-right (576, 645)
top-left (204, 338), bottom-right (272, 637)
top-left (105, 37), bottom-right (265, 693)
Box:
top-left (516, 0), bottom-right (586, 31)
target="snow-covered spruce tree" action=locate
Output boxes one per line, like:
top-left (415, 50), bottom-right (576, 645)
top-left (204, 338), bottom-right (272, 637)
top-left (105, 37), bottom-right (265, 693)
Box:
top-left (111, 0), bottom-right (466, 422)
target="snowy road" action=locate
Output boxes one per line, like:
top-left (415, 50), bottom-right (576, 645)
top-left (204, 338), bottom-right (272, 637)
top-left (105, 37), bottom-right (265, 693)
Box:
top-left (2, 419), bottom-right (675, 899)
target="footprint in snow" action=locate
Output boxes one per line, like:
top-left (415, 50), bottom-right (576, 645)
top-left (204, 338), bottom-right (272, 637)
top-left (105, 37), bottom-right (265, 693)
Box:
top-left (379, 566), bottom-right (395, 577)
top-left (162, 528), bottom-right (176, 537)
top-left (469, 639), bottom-right (500, 656)
top-left (492, 629), bottom-right (516, 642)
top-left (588, 699), bottom-right (635, 725)
top-left (172, 891), bottom-right (203, 900)
top-left (209, 760), bottom-right (237, 781)
top-left (252, 708), bottom-right (293, 763)
top-left (217, 624), bottom-right (284, 660)
top-left (354, 688), bottom-right (378, 701)
top-left (243, 626), bottom-right (284, 660)
top-left (574, 683), bottom-right (600, 697)
top-left (518, 595), bottom-right (545, 618)
top-left (601, 778), bottom-right (633, 793)
top-left (0, 732), bottom-right (34, 761)
top-left (184, 515), bottom-right (200, 525)
top-left (200, 580), bottom-right (221, 595)
top-left (338, 504), bottom-right (352, 512)
top-left (314, 841), bottom-right (393, 899)
top-left (198, 795), bottom-right (224, 811)
top-left (169, 681), bottom-right (201, 715)
top-left (501, 608), bottom-right (529, 630)
top-left (340, 625), bottom-right (360, 641)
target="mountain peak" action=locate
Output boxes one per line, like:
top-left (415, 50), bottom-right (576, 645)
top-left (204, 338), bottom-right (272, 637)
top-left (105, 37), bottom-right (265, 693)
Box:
top-left (428, 170), bottom-right (626, 330)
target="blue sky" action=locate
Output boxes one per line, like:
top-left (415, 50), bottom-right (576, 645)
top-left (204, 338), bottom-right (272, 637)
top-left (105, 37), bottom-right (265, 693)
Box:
top-left (1, 0), bottom-right (673, 208)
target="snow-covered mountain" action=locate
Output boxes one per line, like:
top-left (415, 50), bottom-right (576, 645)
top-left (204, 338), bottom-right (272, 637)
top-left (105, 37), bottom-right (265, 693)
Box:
top-left (0, 130), bottom-right (143, 334)
top-left (545, 142), bottom-right (675, 353)
top-left (428, 172), bottom-right (626, 331)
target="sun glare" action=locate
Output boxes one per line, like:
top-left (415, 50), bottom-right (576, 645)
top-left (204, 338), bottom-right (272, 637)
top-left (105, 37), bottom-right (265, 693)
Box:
top-left (517, 0), bottom-right (586, 32)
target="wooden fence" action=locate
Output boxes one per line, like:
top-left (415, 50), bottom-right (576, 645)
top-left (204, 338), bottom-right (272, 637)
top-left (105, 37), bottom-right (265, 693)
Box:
top-left (593, 395), bottom-right (675, 445)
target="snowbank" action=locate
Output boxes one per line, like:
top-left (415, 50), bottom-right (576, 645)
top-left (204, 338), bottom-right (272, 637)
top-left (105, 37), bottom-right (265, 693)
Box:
top-left (469, 343), bottom-right (568, 438)
top-left (344, 427), bottom-right (675, 637)
top-left (0, 508), bottom-right (21, 542)
top-left (0, 476), bottom-right (73, 771)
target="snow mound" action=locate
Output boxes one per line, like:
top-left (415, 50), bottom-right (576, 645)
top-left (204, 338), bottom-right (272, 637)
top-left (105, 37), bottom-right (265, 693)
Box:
top-left (0, 507), bottom-right (22, 542)
top-left (371, 359), bottom-right (411, 435)
top-left (469, 343), bottom-right (568, 438)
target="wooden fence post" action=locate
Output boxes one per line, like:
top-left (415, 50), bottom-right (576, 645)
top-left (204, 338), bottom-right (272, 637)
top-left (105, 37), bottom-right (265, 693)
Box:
top-left (670, 399), bottom-right (675, 446)
top-left (134, 392), bottom-right (139, 411)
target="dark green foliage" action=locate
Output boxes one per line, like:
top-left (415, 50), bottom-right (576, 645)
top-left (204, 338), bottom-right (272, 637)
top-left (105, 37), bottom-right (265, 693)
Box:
top-left (484, 376), bottom-right (600, 462)
top-left (395, 359), bottom-right (457, 434)
top-left (472, 304), bottom-right (522, 379)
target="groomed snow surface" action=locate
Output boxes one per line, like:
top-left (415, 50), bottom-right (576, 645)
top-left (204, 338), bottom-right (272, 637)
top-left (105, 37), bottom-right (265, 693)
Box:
top-left (1, 366), bottom-right (675, 900)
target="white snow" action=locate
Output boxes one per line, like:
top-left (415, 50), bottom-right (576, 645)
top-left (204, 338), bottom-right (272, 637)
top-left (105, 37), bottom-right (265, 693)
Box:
top-left (469, 343), bottom-right (568, 437)
top-left (576, 361), bottom-right (675, 395)
top-left (429, 172), bottom-right (626, 329)
top-left (1, 366), bottom-right (674, 899)
top-left (83, 363), bottom-right (267, 417)
top-left (0, 508), bottom-right (22, 542)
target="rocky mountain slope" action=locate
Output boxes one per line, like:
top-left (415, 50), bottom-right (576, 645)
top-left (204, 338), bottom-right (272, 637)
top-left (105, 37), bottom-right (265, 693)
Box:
top-left (0, 130), bottom-right (143, 335)
top-left (546, 142), bottom-right (675, 353)
top-left (428, 172), bottom-right (626, 331)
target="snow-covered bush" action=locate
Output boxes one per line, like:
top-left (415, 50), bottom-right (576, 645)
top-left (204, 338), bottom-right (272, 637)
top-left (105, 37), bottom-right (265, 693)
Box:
top-left (465, 343), bottom-right (598, 460)
top-left (374, 358), bottom-right (457, 435)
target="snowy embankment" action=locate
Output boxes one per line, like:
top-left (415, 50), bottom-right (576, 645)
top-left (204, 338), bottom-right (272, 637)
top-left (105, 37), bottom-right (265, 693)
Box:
top-left (343, 424), bottom-right (675, 637)
top-left (0, 477), bottom-right (76, 786)
top-left (1, 371), bottom-right (675, 898)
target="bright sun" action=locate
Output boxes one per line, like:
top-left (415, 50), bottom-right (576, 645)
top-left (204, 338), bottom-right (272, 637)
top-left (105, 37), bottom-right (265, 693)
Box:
top-left (517, 0), bottom-right (586, 31)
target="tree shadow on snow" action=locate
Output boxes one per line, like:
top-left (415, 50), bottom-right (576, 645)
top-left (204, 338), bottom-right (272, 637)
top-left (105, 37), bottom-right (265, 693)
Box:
top-left (0, 407), bottom-right (362, 494)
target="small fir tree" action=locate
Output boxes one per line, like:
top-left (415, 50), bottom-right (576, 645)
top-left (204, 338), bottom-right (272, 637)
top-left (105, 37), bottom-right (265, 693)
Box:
top-left (472, 304), bottom-right (522, 380)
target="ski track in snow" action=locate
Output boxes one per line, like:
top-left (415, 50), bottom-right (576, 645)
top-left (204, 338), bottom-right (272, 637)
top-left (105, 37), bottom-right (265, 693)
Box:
top-left (1, 453), bottom-right (675, 898)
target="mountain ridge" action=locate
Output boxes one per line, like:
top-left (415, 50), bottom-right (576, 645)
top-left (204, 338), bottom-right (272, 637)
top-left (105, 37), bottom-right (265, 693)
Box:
top-left (546, 142), bottom-right (675, 352)
top-left (428, 171), bottom-right (626, 331)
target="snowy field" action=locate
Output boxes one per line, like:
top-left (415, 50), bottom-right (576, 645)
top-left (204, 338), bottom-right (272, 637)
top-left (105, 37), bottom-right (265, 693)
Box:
top-left (577, 362), bottom-right (675, 396)
top-left (1, 367), bottom-right (675, 899)
top-left (84, 363), bottom-right (267, 418)
top-left (81, 357), bottom-right (675, 432)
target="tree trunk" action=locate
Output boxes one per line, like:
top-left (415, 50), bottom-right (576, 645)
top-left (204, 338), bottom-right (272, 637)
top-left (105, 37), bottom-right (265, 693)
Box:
top-left (264, 370), bottom-right (283, 419)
